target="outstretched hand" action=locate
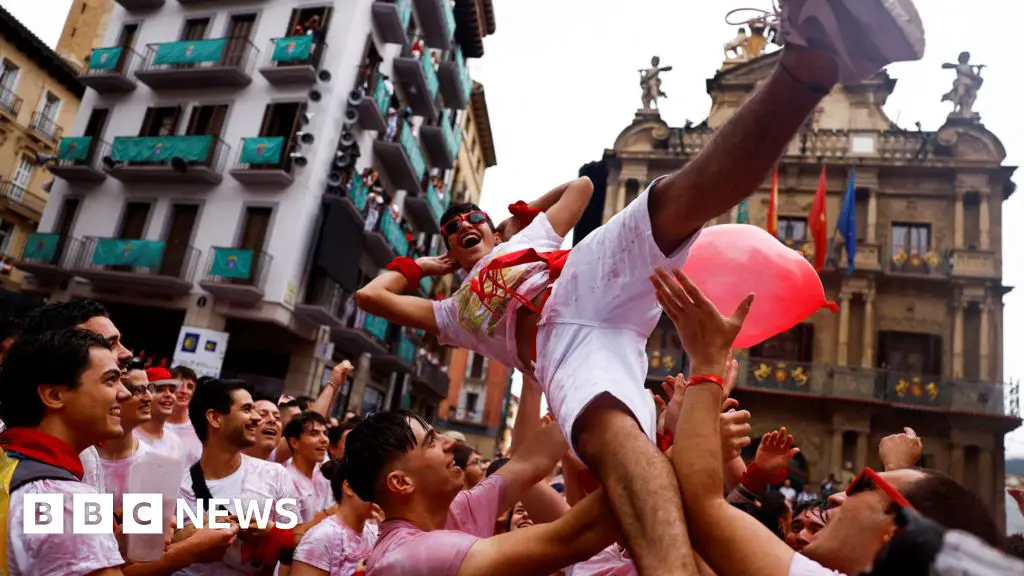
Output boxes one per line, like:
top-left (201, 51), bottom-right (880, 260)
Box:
top-left (650, 267), bottom-right (754, 377)
top-left (416, 254), bottom-right (457, 277)
top-left (754, 427), bottom-right (800, 475)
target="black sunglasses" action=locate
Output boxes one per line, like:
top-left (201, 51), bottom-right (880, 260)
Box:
top-left (441, 211), bottom-right (488, 237)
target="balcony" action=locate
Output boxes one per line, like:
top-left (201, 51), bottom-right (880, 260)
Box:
top-left (107, 135), bottom-right (230, 185)
top-left (738, 356), bottom-right (1019, 417)
top-left (295, 273), bottom-right (349, 330)
top-left (50, 137), bottom-right (111, 183)
top-left (415, 358), bottom-right (451, 399)
top-left (115, 0), bottom-right (164, 9)
top-left (420, 110), bottom-right (460, 170)
top-left (392, 53), bottom-right (439, 118)
top-left (364, 210), bottom-right (410, 268)
top-left (79, 46), bottom-right (141, 93)
top-left (135, 38), bottom-right (258, 91)
top-left (356, 75), bottom-right (392, 133)
top-left (72, 237), bottom-right (200, 296)
top-left (372, 0), bottom-right (413, 46)
top-left (14, 234), bottom-right (83, 284)
top-left (228, 137), bottom-right (294, 186)
top-left (199, 247), bottom-right (271, 305)
top-left (374, 123), bottom-right (427, 193)
top-left (258, 36), bottom-right (327, 85)
top-left (950, 249), bottom-right (998, 279)
top-left (404, 181), bottom-right (447, 235)
top-left (413, 0), bottom-right (456, 50)
top-left (27, 113), bottom-right (63, 146)
top-left (0, 86), bottom-right (22, 122)
top-left (0, 181), bottom-right (46, 220)
top-left (334, 309), bottom-right (390, 357)
top-left (377, 333), bottom-right (417, 373)
top-left (438, 47), bottom-right (472, 110)
top-left (847, 243), bottom-right (882, 272)
top-left (883, 248), bottom-right (950, 279)
top-left (341, 171), bottom-right (372, 224)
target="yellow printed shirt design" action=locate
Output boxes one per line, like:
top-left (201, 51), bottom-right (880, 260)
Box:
top-left (452, 266), bottom-right (530, 337)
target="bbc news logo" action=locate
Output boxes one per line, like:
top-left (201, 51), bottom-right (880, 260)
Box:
top-left (23, 494), bottom-right (300, 534)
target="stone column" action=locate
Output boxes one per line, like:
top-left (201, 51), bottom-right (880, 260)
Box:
top-left (954, 192), bottom-right (965, 248)
top-left (854, 432), bottom-right (869, 471)
top-left (282, 339), bottom-right (322, 399)
top-left (949, 442), bottom-right (965, 484)
top-left (831, 429), bottom-right (844, 476)
top-left (978, 448), bottom-right (994, 509)
top-left (866, 190), bottom-right (878, 243)
top-left (979, 301), bottom-right (991, 381)
top-left (979, 191), bottom-right (991, 250)
top-left (952, 300), bottom-right (965, 378)
top-left (861, 291), bottom-right (875, 368)
top-left (837, 292), bottom-right (852, 366)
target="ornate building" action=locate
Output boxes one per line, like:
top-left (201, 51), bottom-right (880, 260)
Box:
top-left (578, 44), bottom-right (1020, 529)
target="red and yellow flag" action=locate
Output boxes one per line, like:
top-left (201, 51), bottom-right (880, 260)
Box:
top-left (809, 166), bottom-right (828, 270)
top-left (766, 166), bottom-right (779, 237)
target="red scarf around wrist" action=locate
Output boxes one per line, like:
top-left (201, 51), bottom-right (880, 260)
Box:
top-left (0, 428), bottom-right (85, 480)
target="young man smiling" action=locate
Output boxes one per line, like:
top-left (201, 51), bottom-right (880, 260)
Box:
top-left (134, 366), bottom-right (185, 464)
top-left (355, 2), bottom-right (927, 571)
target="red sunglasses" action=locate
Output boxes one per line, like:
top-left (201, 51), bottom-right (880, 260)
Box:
top-left (846, 467), bottom-right (914, 512)
top-left (441, 211), bottom-right (488, 237)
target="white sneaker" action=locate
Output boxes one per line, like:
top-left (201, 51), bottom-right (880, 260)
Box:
top-left (778, 0), bottom-right (925, 84)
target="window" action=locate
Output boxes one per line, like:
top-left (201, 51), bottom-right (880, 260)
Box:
top-left (0, 60), bottom-right (19, 91)
top-left (139, 106), bottom-right (181, 136)
top-left (0, 221), bottom-right (13, 255)
top-left (180, 18), bottom-right (210, 41)
top-left (117, 23), bottom-right (139, 48)
top-left (464, 392), bottom-right (479, 414)
top-left (11, 156), bottom-right (33, 198)
top-left (466, 351), bottom-right (487, 380)
top-left (891, 223), bottom-right (930, 256)
top-left (777, 217), bottom-right (807, 242)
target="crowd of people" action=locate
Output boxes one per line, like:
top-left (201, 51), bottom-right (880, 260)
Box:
top-left (3, 1), bottom-right (1024, 575)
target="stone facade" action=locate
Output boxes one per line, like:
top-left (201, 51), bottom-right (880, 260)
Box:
top-left (590, 51), bottom-right (1020, 530)
top-left (55, 0), bottom-right (115, 73)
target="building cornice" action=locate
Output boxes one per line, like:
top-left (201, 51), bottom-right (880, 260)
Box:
top-left (471, 81), bottom-right (497, 167)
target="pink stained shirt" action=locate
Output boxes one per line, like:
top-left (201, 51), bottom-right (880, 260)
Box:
top-left (285, 459), bottom-right (334, 522)
top-left (367, 473), bottom-right (508, 576)
top-left (97, 439), bottom-right (151, 514)
top-left (432, 213), bottom-right (564, 373)
top-left (293, 515), bottom-right (380, 575)
top-left (567, 545), bottom-right (637, 576)
top-left (165, 420), bottom-right (203, 465)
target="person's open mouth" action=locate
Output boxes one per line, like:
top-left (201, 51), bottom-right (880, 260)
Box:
top-left (459, 232), bottom-right (482, 249)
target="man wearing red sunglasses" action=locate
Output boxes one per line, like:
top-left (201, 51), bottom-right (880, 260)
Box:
top-left (357, 2), bottom-right (928, 571)
top-left (651, 268), bottom-right (1004, 576)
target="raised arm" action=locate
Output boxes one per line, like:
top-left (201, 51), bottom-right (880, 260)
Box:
top-left (354, 255), bottom-right (454, 333)
top-left (310, 361), bottom-right (352, 417)
top-left (500, 178), bottom-right (594, 240)
top-left (652, 267), bottom-right (795, 576)
top-left (457, 490), bottom-right (617, 576)
top-left (495, 417), bottom-right (568, 513)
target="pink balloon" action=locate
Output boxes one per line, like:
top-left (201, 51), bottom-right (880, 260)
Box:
top-left (681, 224), bottom-right (838, 350)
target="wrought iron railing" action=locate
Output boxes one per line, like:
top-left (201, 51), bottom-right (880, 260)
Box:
top-left (0, 181), bottom-right (45, 215)
top-left (29, 112), bottom-right (62, 142)
top-left (82, 46), bottom-right (142, 78)
top-left (231, 136), bottom-right (294, 173)
top-left (18, 234), bottom-right (83, 268)
top-left (110, 134), bottom-right (232, 174)
top-left (262, 36), bottom-right (327, 70)
top-left (139, 37), bottom-right (259, 77)
top-left (0, 85), bottom-right (22, 119)
top-left (76, 237), bottom-right (201, 282)
top-left (201, 247), bottom-right (272, 290)
top-left (55, 137), bottom-right (112, 171)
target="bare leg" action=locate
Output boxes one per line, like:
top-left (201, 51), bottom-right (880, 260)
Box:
top-left (649, 46), bottom-right (840, 255)
top-left (574, 394), bottom-right (697, 576)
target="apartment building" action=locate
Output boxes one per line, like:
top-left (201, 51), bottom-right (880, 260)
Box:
top-left (576, 46), bottom-right (1020, 529)
top-left (0, 5), bottom-right (84, 315)
top-left (21, 0), bottom-right (496, 420)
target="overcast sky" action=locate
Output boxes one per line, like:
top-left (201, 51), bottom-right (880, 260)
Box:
top-left (5, 0), bottom-right (1023, 454)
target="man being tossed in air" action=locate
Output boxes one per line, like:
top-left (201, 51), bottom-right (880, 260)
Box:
top-left (356, 2), bottom-right (926, 572)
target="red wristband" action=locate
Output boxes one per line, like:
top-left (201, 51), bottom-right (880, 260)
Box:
top-left (657, 431), bottom-right (674, 452)
top-left (740, 462), bottom-right (788, 494)
top-left (687, 374), bottom-right (725, 389)
top-left (386, 257), bottom-right (423, 288)
top-left (508, 201), bottom-right (541, 226)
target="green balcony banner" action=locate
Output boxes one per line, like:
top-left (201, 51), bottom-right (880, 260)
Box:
top-left (210, 248), bottom-right (253, 279)
top-left (112, 135), bottom-right (212, 163)
top-left (153, 38), bottom-right (227, 66)
top-left (397, 0), bottom-right (412, 29)
top-left (373, 76), bottom-right (392, 116)
top-left (23, 233), bottom-right (58, 263)
top-left (272, 36), bottom-right (313, 62)
top-left (239, 137), bottom-right (284, 165)
top-left (365, 314), bottom-right (389, 341)
top-left (421, 55), bottom-right (439, 101)
top-left (400, 124), bottom-right (426, 181)
top-left (89, 47), bottom-right (123, 70)
top-left (399, 338), bottom-right (416, 364)
top-left (58, 136), bottom-right (92, 161)
top-left (92, 239), bottom-right (165, 268)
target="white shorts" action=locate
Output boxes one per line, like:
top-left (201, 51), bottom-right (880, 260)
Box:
top-left (535, 180), bottom-right (699, 450)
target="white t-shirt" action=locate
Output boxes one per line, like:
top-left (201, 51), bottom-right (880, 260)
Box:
top-left (566, 544), bottom-right (636, 576)
top-left (293, 515), bottom-right (379, 575)
top-left (433, 213), bottom-right (564, 372)
top-left (284, 460), bottom-right (333, 523)
top-left (79, 445), bottom-right (105, 493)
top-left (789, 554), bottom-right (845, 576)
top-left (7, 479), bottom-right (124, 576)
top-left (135, 427), bottom-right (185, 465)
top-left (780, 486), bottom-right (797, 502)
top-left (176, 454), bottom-right (302, 575)
top-left (165, 420), bottom-right (202, 466)
top-left (97, 439), bottom-right (151, 514)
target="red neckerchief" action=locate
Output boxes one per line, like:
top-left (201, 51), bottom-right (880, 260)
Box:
top-left (469, 248), bottom-right (571, 316)
top-left (0, 428), bottom-right (85, 480)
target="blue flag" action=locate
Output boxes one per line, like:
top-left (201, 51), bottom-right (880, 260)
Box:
top-left (836, 168), bottom-right (857, 274)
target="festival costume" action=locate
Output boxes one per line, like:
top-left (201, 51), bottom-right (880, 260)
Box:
top-left (435, 179), bottom-right (696, 447)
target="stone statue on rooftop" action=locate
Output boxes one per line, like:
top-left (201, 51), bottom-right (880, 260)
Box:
top-left (941, 51), bottom-right (985, 119)
top-left (639, 56), bottom-right (672, 111)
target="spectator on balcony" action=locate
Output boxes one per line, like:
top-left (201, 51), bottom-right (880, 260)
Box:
top-left (410, 38), bottom-right (424, 59)
top-left (303, 15), bottom-right (325, 46)
top-left (779, 478), bottom-right (797, 503)
top-left (384, 108), bottom-right (399, 142)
